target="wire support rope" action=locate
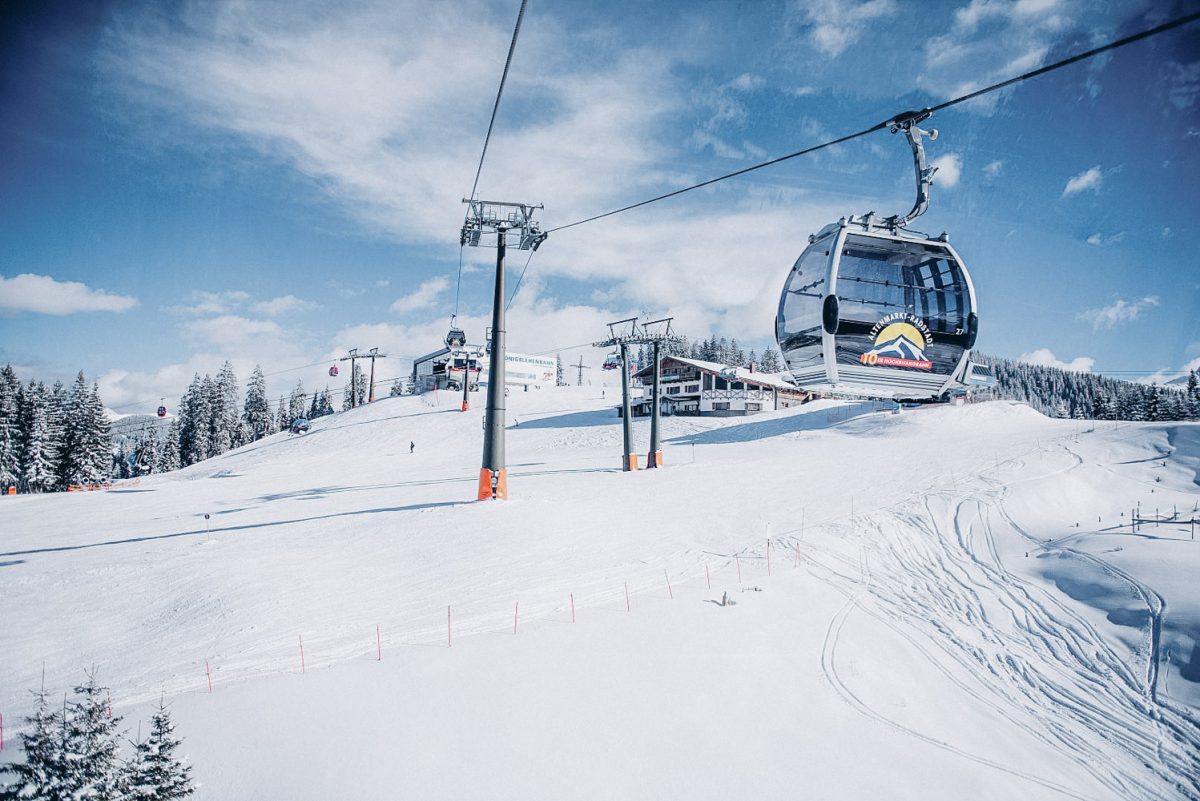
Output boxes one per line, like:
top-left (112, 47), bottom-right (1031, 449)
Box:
top-left (505, 247), bottom-right (536, 311)
top-left (468, 0), bottom-right (528, 204)
top-left (544, 11), bottom-right (1200, 235)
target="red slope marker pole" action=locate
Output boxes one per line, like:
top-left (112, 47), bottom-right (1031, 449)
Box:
top-left (664, 569), bottom-right (673, 600)
top-left (570, 593), bottom-right (576, 623)
top-left (513, 601), bottom-right (519, 635)
top-left (299, 634), bottom-right (306, 674)
top-left (205, 661), bottom-right (213, 694)
top-left (624, 582), bottom-right (631, 613)
top-left (795, 542), bottom-right (801, 568)
top-left (736, 554), bottom-right (742, 583)
top-left (705, 563), bottom-right (711, 590)
top-left (767, 540), bottom-right (771, 576)
top-left (376, 625), bottom-right (382, 661)
top-left (447, 606), bottom-right (452, 648)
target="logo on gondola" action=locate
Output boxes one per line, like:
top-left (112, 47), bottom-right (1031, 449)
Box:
top-left (860, 313), bottom-right (933, 370)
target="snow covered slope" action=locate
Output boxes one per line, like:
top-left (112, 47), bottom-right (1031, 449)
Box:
top-left (1, 389), bottom-right (1197, 799)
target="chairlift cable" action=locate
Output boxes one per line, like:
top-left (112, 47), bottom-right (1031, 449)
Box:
top-left (505, 248), bottom-right (536, 311)
top-left (544, 11), bottom-right (1200, 235)
top-left (467, 0), bottom-right (528, 205)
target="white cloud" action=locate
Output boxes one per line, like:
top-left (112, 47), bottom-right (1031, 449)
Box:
top-left (1085, 231), bottom-right (1125, 247)
top-left (1077, 296), bottom-right (1159, 330)
top-left (795, 0), bottom-right (898, 57)
top-left (789, 85), bottom-right (817, 97)
top-left (1062, 166), bottom-right (1103, 197)
top-left (727, 73), bottom-right (766, 92)
top-left (918, 0), bottom-right (1068, 113)
top-left (106, 2), bottom-right (680, 243)
top-left (982, 159), bottom-right (1003, 177)
top-left (182, 315), bottom-right (287, 351)
top-left (175, 290), bottom-right (251, 315)
top-left (930, 153), bottom-right (962, 188)
top-left (0, 273), bottom-right (138, 315)
top-left (251, 294), bottom-right (318, 315)
top-left (391, 277), bottom-right (450, 314)
top-left (1019, 348), bottom-right (1094, 372)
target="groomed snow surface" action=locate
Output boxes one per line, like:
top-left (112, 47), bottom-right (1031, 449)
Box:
top-left (2, 387), bottom-right (1198, 799)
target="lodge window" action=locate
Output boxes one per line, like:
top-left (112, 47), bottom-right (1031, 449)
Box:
top-left (713, 402), bottom-right (730, 410)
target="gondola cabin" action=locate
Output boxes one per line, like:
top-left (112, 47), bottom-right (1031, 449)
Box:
top-left (157, 405), bottom-right (167, 418)
top-left (776, 218), bottom-right (978, 401)
top-left (328, 365), bottom-right (339, 377)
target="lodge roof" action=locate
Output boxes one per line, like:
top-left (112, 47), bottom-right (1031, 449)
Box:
top-left (635, 356), bottom-right (800, 392)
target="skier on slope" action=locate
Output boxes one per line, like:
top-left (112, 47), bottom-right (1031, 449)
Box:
top-left (410, 441), bottom-right (415, 454)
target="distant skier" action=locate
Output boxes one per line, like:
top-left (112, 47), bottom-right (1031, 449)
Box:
top-left (410, 441), bottom-right (415, 454)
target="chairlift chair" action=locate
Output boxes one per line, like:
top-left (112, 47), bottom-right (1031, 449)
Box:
top-left (602, 352), bottom-right (621, 370)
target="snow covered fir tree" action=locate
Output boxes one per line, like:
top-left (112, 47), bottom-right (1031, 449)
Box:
top-left (0, 366), bottom-right (112, 494)
top-left (0, 673), bottom-right (196, 800)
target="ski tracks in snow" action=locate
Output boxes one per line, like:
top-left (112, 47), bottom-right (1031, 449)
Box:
top-left (802, 443), bottom-right (1200, 800)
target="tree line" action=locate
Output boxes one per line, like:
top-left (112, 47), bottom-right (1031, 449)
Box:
top-left (0, 362), bottom-right (378, 491)
top-left (0, 366), bottom-right (112, 493)
top-left (629, 335), bottom-right (784, 373)
top-left (979, 355), bottom-right (1200, 421)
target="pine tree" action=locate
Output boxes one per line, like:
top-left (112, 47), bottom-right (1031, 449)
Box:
top-left (342, 366), bottom-right (366, 411)
top-left (158, 420), bottom-right (182, 473)
top-left (0, 365), bottom-right (21, 492)
top-left (1186, 370), bottom-right (1199, 420)
top-left (134, 431), bottom-right (159, 477)
top-left (746, 348), bottom-right (758, 369)
top-left (212, 362), bottom-right (240, 455)
top-left (46, 381), bottom-right (67, 490)
top-left (760, 348), bottom-right (782, 372)
top-left (275, 396), bottom-right (290, 431)
top-left (81, 382), bottom-right (113, 483)
top-left (288, 381), bottom-right (307, 422)
top-left (555, 354), bottom-right (565, 387)
top-left (242, 365), bottom-right (272, 441)
top-left (59, 672), bottom-right (124, 799)
top-left (125, 702), bottom-right (196, 800)
top-left (21, 382), bottom-right (55, 492)
top-left (730, 338), bottom-right (745, 367)
top-left (0, 688), bottom-right (66, 798)
top-left (58, 372), bottom-right (90, 487)
top-left (114, 442), bottom-right (131, 479)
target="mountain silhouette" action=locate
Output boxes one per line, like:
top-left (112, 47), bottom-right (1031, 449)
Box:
top-left (870, 334), bottom-right (925, 360)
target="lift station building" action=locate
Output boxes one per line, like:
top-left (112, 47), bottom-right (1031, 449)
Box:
top-left (412, 346), bottom-right (556, 393)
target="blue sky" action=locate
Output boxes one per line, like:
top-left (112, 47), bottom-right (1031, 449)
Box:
top-left (0, 0), bottom-right (1197, 411)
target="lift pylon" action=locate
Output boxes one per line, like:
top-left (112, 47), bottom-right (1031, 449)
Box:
top-left (461, 198), bottom-right (547, 501)
top-left (593, 317), bottom-right (684, 471)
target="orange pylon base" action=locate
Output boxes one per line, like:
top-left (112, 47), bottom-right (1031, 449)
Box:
top-left (461, 401), bottom-right (470, 411)
top-left (477, 468), bottom-right (508, 500)
top-left (623, 453), bottom-right (639, 471)
top-left (649, 450), bottom-right (663, 467)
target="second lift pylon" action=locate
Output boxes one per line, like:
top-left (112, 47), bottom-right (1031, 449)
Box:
top-left (595, 317), bottom-right (682, 472)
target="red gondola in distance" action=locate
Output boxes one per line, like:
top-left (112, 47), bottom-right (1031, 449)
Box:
top-left (329, 365), bottom-right (339, 377)
top-left (157, 405), bottom-right (167, 418)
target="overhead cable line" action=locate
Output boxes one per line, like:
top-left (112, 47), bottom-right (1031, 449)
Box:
top-left (468, 0), bottom-right (528, 203)
top-left (505, 248), bottom-right (536, 311)
top-left (545, 11), bottom-right (1200, 235)
top-left (452, 0), bottom-right (530, 321)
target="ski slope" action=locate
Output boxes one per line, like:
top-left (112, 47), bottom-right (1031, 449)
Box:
top-left (1, 388), bottom-right (1198, 799)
